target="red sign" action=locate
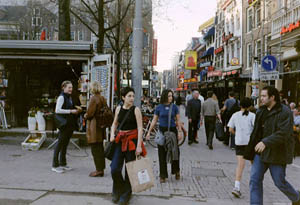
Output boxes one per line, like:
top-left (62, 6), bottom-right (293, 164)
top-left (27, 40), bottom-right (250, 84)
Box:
top-left (207, 66), bottom-right (214, 72)
top-left (152, 39), bottom-right (158, 66)
top-left (214, 46), bottom-right (224, 55)
top-left (208, 70), bottom-right (222, 77)
top-left (280, 21), bottom-right (300, 35)
top-left (222, 33), bottom-right (233, 44)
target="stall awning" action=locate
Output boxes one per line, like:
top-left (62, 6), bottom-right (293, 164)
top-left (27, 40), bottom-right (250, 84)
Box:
top-left (204, 27), bottom-right (215, 40)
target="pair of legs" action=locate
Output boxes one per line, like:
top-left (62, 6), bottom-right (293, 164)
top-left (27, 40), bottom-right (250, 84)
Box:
top-left (250, 155), bottom-right (300, 205)
top-left (52, 127), bottom-right (73, 168)
top-left (110, 142), bottom-right (136, 204)
top-left (204, 116), bottom-right (216, 148)
top-left (232, 146), bottom-right (247, 198)
top-left (90, 142), bottom-right (105, 176)
top-left (188, 119), bottom-right (199, 143)
top-left (158, 126), bottom-right (180, 180)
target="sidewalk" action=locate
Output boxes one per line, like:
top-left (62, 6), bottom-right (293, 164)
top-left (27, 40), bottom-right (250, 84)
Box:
top-left (0, 105), bottom-right (299, 205)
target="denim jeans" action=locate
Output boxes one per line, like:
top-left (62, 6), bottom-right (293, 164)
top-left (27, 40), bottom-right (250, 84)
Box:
top-left (52, 127), bottom-right (73, 167)
top-left (204, 116), bottom-right (216, 146)
top-left (250, 155), bottom-right (300, 205)
top-left (110, 142), bottom-right (136, 203)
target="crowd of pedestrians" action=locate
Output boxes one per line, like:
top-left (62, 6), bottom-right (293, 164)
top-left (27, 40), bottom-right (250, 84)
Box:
top-left (51, 80), bottom-right (300, 205)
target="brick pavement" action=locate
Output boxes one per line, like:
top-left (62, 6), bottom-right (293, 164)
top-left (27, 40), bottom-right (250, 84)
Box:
top-left (0, 105), bottom-right (299, 205)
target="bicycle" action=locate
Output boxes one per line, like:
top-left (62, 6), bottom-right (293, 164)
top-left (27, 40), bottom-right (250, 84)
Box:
top-left (142, 113), bottom-right (187, 147)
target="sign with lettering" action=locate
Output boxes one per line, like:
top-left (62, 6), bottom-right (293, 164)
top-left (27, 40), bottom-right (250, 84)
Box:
top-left (260, 71), bottom-right (279, 81)
top-left (280, 21), bottom-right (300, 35)
top-left (214, 46), bottom-right (224, 55)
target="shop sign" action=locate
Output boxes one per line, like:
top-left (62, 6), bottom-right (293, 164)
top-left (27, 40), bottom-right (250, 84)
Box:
top-left (214, 46), bottom-right (224, 55)
top-left (207, 70), bottom-right (222, 77)
top-left (280, 21), bottom-right (300, 35)
top-left (248, 0), bottom-right (258, 7)
top-left (260, 71), bottom-right (279, 81)
top-left (199, 61), bottom-right (211, 67)
top-left (185, 51), bottom-right (197, 70)
top-left (184, 78), bottom-right (198, 83)
top-left (222, 33), bottom-right (233, 44)
top-left (207, 66), bottom-right (214, 72)
top-left (230, 58), bottom-right (239, 66)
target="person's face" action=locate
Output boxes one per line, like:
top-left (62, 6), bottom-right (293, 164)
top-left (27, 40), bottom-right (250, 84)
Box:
top-left (193, 91), bottom-right (199, 99)
top-left (64, 83), bottom-right (73, 95)
top-left (122, 91), bottom-right (135, 105)
top-left (260, 90), bottom-right (274, 106)
top-left (168, 92), bottom-right (173, 103)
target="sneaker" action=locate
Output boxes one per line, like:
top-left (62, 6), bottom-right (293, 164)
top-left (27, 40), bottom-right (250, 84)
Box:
top-left (51, 167), bottom-right (64, 173)
top-left (232, 187), bottom-right (242, 198)
top-left (60, 166), bottom-right (72, 171)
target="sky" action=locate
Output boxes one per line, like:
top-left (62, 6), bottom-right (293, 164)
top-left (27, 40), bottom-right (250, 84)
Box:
top-left (152, 0), bottom-right (217, 72)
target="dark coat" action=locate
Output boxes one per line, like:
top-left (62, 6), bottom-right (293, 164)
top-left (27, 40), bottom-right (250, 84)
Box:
top-left (187, 98), bottom-right (201, 120)
top-left (244, 103), bottom-right (295, 165)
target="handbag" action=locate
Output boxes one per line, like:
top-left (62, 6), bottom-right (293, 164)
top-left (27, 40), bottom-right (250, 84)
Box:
top-left (215, 119), bottom-right (225, 141)
top-left (104, 106), bottom-right (134, 160)
top-left (125, 156), bottom-right (155, 193)
top-left (54, 114), bottom-right (67, 130)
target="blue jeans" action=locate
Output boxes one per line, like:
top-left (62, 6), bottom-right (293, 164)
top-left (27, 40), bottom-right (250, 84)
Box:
top-left (110, 142), bottom-right (136, 203)
top-left (250, 155), bottom-right (299, 205)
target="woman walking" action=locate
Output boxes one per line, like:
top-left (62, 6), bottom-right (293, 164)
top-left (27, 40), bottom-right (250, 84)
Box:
top-left (84, 81), bottom-right (106, 177)
top-left (52, 81), bottom-right (79, 173)
top-left (227, 97), bottom-right (255, 198)
top-left (146, 89), bottom-right (183, 183)
top-left (110, 87), bottom-right (146, 205)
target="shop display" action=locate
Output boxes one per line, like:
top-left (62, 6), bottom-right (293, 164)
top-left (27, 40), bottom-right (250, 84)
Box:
top-left (91, 65), bottom-right (110, 101)
top-left (21, 131), bottom-right (47, 151)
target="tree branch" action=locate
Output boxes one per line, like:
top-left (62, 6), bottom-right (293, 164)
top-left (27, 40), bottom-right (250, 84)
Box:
top-left (70, 9), bottom-right (98, 36)
top-left (79, 0), bottom-right (99, 22)
top-left (104, 0), bottom-right (115, 4)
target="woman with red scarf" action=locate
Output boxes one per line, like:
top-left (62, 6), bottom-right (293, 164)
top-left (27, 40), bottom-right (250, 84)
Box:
top-left (110, 87), bottom-right (146, 205)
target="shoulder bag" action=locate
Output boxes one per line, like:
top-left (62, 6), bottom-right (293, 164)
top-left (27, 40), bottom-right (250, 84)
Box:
top-left (155, 104), bottom-right (174, 146)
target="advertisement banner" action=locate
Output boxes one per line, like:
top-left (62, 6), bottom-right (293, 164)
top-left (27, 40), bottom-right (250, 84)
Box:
top-left (152, 39), bottom-right (158, 66)
top-left (185, 51), bottom-right (197, 70)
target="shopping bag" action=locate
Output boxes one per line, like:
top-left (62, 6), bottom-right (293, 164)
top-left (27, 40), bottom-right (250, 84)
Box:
top-left (215, 121), bottom-right (225, 141)
top-left (125, 157), bottom-right (155, 193)
top-left (154, 131), bottom-right (165, 146)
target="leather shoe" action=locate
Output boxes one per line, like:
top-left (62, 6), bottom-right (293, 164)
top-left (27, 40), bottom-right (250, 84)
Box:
top-left (194, 140), bottom-right (199, 144)
top-left (89, 170), bottom-right (104, 177)
top-left (188, 141), bottom-right (193, 145)
top-left (292, 191), bottom-right (300, 205)
top-left (112, 194), bottom-right (120, 204)
top-left (209, 145), bottom-right (213, 150)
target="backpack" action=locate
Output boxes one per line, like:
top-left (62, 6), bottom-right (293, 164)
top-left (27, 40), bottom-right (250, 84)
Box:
top-left (226, 99), bottom-right (240, 121)
top-left (97, 97), bottom-right (114, 128)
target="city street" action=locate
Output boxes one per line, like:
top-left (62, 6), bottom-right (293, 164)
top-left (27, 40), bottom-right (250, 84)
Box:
top-left (0, 106), bottom-right (299, 205)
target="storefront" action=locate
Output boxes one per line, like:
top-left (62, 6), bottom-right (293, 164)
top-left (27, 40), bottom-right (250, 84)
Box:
top-left (0, 41), bottom-right (96, 128)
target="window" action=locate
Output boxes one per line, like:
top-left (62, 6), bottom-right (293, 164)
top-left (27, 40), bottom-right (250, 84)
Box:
top-left (231, 43), bottom-right (235, 59)
top-left (236, 11), bottom-right (240, 30)
top-left (247, 43), bottom-right (253, 68)
top-left (265, 1), bottom-right (272, 20)
top-left (231, 16), bottom-right (234, 33)
top-left (35, 32), bottom-right (41, 40)
top-left (78, 31), bottom-right (83, 41)
top-left (264, 35), bottom-right (271, 54)
top-left (71, 31), bottom-right (75, 41)
top-left (71, 16), bottom-right (76, 25)
top-left (226, 46), bottom-right (230, 66)
top-left (32, 17), bottom-right (42, 26)
top-left (247, 7), bottom-right (253, 32)
top-left (256, 40), bottom-right (261, 61)
top-left (33, 8), bottom-right (40, 16)
top-left (255, 5), bottom-right (261, 27)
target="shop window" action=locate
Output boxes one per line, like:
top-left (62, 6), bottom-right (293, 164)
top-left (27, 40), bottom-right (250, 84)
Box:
top-left (237, 40), bottom-right (240, 61)
top-left (255, 4), bottom-right (261, 27)
top-left (247, 7), bottom-right (253, 32)
top-left (32, 17), bottom-right (42, 26)
top-left (231, 43), bottom-right (235, 60)
top-left (35, 32), bottom-right (41, 40)
top-left (256, 40), bottom-right (261, 61)
top-left (265, 0), bottom-right (272, 20)
top-left (264, 35), bottom-right (271, 54)
top-left (236, 11), bottom-right (240, 30)
top-left (247, 43), bottom-right (253, 68)
top-left (33, 8), bottom-right (40, 16)
top-left (78, 31), bottom-right (83, 41)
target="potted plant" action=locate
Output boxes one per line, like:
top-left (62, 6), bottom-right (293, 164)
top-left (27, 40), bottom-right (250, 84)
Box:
top-left (28, 107), bottom-right (37, 131)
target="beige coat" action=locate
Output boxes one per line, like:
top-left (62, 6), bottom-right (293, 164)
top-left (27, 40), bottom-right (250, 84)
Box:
top-left (85, 94), bottom-right (106, 144)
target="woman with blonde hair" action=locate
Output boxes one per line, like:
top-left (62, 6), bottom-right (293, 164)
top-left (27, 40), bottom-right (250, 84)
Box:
top-left (84, 81), bottom-right (107, 177)
top-left (52, 81), bottom-right (79, 173)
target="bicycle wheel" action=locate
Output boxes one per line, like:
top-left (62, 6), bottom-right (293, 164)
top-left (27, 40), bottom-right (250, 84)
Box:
top-left (147, 126), bottom-right (158, 148)
top-left (177, 130), bottom-right (186, 147)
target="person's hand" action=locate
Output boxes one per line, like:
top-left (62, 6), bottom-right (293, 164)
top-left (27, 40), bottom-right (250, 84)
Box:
top-left (178, 131), bottom-right (183, 141)
top-left (255, 142), bottom-right (266, 153)
top-left (188, 119), bottom-right (192, 123)
top-left (146, 132), bottom-right (151, 140)
top-left (136, 146), bottom-right (142, 155)
top-left (71, 109), bottom-right (78, 114)
top-left (110, 135), bottom-right (115, 142)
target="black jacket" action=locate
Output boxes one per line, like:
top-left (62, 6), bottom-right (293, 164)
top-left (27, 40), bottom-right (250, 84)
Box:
top-left (187, 98), bottom-right (201, 120)
top-left (244, 103), bottom-right (295, 165)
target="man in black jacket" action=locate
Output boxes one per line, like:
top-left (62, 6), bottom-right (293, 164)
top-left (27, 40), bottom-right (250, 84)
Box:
top-left (244, 86), bottom-right (300, 205)
top-left (187, 89), bottom-right (201, 145)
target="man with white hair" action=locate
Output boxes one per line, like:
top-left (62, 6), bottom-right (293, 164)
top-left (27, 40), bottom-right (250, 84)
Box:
top-left (186, 89), bottom-right (202, 145)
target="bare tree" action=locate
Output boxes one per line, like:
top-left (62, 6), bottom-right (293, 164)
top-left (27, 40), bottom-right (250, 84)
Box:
top-left (58, 0), bottom-right (71, 40)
